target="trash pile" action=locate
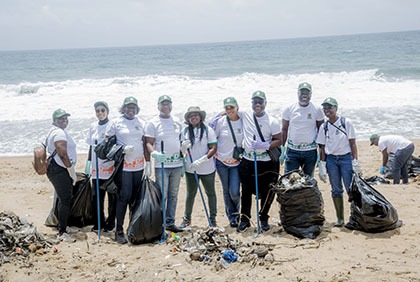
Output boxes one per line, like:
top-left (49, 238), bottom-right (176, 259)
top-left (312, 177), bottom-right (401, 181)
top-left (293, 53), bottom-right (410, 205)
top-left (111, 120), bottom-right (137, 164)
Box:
top-left (167, 228), bottom-right (275, 270)
top-left (273, 171), bottom-right (325, 239)
top-left (0, 211), bottom-right (52, 265)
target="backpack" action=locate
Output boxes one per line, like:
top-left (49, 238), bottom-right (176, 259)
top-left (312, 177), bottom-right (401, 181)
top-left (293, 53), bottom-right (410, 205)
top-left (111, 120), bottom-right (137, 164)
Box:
top-left (33, 131), bottom-right (56, 175)
top-left (324, 117), bottom-right (346, 136)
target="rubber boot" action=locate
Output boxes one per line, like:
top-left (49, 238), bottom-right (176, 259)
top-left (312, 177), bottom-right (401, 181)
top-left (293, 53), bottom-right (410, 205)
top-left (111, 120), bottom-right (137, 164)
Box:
top-left (332, 197), bottom-right (344, 227)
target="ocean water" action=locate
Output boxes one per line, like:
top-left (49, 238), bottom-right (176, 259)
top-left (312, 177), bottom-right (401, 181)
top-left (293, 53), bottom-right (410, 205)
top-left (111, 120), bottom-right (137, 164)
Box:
top-left (1, 30), bottom-right (419, 156)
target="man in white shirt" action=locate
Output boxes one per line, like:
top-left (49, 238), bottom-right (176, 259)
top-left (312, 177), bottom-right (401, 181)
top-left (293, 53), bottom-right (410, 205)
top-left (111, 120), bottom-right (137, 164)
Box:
top-left (145, 95), bottom-right (184, 233)
top-left (281, 82), bottom-right (324, 177)
top-left (370, 134), bottom-right (415, 184)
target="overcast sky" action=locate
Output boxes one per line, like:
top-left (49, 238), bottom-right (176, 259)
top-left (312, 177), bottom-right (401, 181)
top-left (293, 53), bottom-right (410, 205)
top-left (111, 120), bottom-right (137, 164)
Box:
top-left (1, 0), bottom-right (420, 51)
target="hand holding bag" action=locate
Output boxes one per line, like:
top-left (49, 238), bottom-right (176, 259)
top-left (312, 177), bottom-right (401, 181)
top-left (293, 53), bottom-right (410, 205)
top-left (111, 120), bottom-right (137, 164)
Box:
top-left (253, 114), bottom-right (281, 163)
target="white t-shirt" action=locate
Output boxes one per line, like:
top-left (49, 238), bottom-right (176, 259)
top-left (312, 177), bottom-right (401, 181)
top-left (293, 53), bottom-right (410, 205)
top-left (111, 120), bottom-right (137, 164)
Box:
top-left (86, 120), bottom-right (114, 179)
top-left (239, 111), bottom-right (281, 162)
top-left (183, 125), bottom-right (217, 175)
top-left (215, 116), bottom-right (244, 167)
top-left (378, 135), bottom-right (412, 154)
top-left (282, 102), bottom-right (324, 151)
top-left (145, 115), bottom-right (183, 168)
top-left (105, 115), bottom-right (146, 172)
top-left (46, 125), bottom-right (77, 168)
top-left (316, 116), bottom-right (356, 156)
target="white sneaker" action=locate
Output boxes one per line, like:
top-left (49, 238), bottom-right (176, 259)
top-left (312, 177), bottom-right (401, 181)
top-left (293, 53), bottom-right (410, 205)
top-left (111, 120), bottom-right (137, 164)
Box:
top-left (58, 233), bottom-right (76, 243)
top-left (66, 227), bottom-right (79, 234)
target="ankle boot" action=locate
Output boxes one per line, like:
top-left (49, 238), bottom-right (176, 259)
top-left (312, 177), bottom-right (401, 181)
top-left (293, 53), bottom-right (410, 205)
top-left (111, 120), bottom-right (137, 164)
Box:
top-left (332, 196), bottom-right (344, 227)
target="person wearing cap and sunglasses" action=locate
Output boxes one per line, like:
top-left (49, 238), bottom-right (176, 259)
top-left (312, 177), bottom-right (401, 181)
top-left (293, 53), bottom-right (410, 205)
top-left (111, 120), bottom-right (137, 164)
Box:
top-left (145, 95), bottom-right (184, 233)
top-left (316, 97), bottom-right (361, 227)
top-left (281, 82), bottom-right (324, 177)
top-left (86, 101), bottom-right (116, 233)
top-left (236, 91), bottom-right (281, 233)
top-left (370, 134), bottom-right (414, 184)
top-left (46, 109), bottom-right (78, 242)
top-left (179, 106), bottom-right (218, 228)
top-left (212, 97), bottom-right (244, 228)
top-left (105, 96), bottom-right (150, 244)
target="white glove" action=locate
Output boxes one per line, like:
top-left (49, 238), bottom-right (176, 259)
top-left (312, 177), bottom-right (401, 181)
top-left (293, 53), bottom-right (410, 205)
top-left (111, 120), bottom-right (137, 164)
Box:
top-left (151, 150), bottom-right (166, 163)
top-left (318, 161), bottom-right (328, 183)
top-left (144, 161), bottom-right (152, 177)
top-left (181, 140), bottom-right (191, 156)
top-left (123, 145), bottom-right (134, 154)
top-left (67, 165), bottom-right (77, 186)
top-left (352, 159), bottom-right (362, 175)
top-left (190, 155), bottom-right (209, 171)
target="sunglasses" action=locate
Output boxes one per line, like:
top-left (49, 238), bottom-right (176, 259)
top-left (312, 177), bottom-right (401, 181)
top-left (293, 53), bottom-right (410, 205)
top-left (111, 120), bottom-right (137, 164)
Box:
top-left (96, 108), bottom-right (106, 113)
top-left (323, 105), bottom-right (333, 110)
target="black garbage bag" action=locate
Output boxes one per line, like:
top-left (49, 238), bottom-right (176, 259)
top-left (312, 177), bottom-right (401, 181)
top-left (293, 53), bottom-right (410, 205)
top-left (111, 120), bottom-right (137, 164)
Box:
top-left (45, 172), bottom-right (95, 227)
top-left (345, 174), bottom-right (402, 233)
top-left (364, 176), bottom-right (390, 185)
top-left (275, 171), bottom-right (325, 239)
top-left (127, 176), bottom-right (162, 244)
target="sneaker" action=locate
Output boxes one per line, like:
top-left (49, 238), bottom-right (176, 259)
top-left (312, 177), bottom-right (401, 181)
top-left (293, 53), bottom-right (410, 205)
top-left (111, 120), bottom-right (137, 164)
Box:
top-left (229, 220), bottom-right (239, 228)
top-left (103, 224), bottom-right (115, 232)
top-left (236, 220), bottom-right (250, 233)
top-left (261, 220), bottom-right (270, 232)
top-left (179, 218), bottom-right (191, 229)
top-left (166, 224), bottom-right (184, 233)
top-left (115, 230), bottom-right (128, 244)
top-left (66, 227), bottom-right (79, 234)
top-left (209, 219), bottom-right (217, 228)
top-left (57, 232), bottom-right (76, 243)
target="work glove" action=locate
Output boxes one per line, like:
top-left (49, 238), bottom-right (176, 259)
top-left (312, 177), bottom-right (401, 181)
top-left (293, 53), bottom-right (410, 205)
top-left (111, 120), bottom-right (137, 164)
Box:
top-left (352, 159), bottom-right (362, 175)
top-left (144, 161), bottom-right (152, 177)
top-left (379, 165), bottom-right (386, 175)
top-left (151, 150), bottom-right (166, 163)
top-left (84, 160), bottom-right (91, 176)
top-left (67, 165), bottom-right (77, 186)
top-left (190, 155), bottom-right (209, 171)
top-left (181, 140), bottom-right (191, 156)
top-left (251, 140), bottom-right (270, 150)
top-left (318, 161), bottom-right (328, 183)
top-left (123, 145), bottom-right (134, 154)
top-left (280, 145), bottom-right (286, 165)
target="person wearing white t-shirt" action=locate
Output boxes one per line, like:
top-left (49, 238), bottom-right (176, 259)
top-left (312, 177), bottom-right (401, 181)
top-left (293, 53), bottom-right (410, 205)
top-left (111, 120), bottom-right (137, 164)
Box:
top-left (179, 106), bottom-right (218, 228)
top-left (86, 101), bottom-right (116, 233)
top-left (316, 97), bottom-right (361, 227)
top-left (105, 96), bottom-right (150, 244)
top-left (281, 82), bottom-right (324, 176)
top-left (145, 95), bottom-right (184, 233)
top-left (46, 109), bottom-right (78, 243)
top-left (236, 91), bottom-right (281, 233)
top-left (212, 97), bottom-right (244, 228)
top-left (370, 134), bottom-right (414, 184)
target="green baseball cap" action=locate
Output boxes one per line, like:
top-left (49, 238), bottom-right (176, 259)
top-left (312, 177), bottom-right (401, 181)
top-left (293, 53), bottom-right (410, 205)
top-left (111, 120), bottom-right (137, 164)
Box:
top-left (298, 82), bottom-right (312, 91)
top-left (52, 109), bottom-right (70, 120)
top-left (252, 90), bottom-right (266, 101)
top-left (158, 95), bottom-right (172, 104)
top-left (370, 134), bottom-right (380, 145)
top-left (223, 97), bottom-right (238, 108)
top-left (123, 96), bottom-right (138, 106)
top-left (322, 97), bottom-right (338, 107)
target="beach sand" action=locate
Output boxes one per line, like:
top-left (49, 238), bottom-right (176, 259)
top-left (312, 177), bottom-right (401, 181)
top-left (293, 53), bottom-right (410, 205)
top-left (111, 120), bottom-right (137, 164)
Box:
top-left (1, 140), bottom-right (420, 281)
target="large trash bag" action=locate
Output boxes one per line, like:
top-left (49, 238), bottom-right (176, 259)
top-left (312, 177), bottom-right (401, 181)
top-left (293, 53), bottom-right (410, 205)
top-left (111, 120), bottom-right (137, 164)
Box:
top-left (275, 171), bottom-right (325, 239)
top-left (345, 174), bottom-right (402, 233)
top-left (127, 176), bottom-right (162, 244)
top-left (45, 172), bottom-right (95, 228)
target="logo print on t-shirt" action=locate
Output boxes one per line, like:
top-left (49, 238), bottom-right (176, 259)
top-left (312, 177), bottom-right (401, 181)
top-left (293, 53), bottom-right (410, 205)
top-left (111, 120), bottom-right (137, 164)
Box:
top-left (307, 113), bottom-right (312, 120)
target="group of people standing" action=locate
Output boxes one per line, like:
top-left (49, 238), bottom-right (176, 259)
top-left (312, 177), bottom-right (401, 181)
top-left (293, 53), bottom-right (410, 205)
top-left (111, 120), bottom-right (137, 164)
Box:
top-left (45, 82), bottom-right (414, 243)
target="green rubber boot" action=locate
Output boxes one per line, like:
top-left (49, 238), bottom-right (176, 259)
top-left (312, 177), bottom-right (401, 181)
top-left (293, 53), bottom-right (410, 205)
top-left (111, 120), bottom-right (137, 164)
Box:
top-left (332, 197), bottom-right (344, 227)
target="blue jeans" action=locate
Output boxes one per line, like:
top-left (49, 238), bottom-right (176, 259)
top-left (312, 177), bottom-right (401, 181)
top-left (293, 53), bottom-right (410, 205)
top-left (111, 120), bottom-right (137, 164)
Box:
top-left (216, 160), bottom-right (240, 223)
top-left (155, 167), bottom-right (182, 226)
top-left (392, 143), bottom-right (415, 184)
top-left (285, 148), bottom-right (317, 177)
top-left (326, 153), bottom-right (353, 198)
